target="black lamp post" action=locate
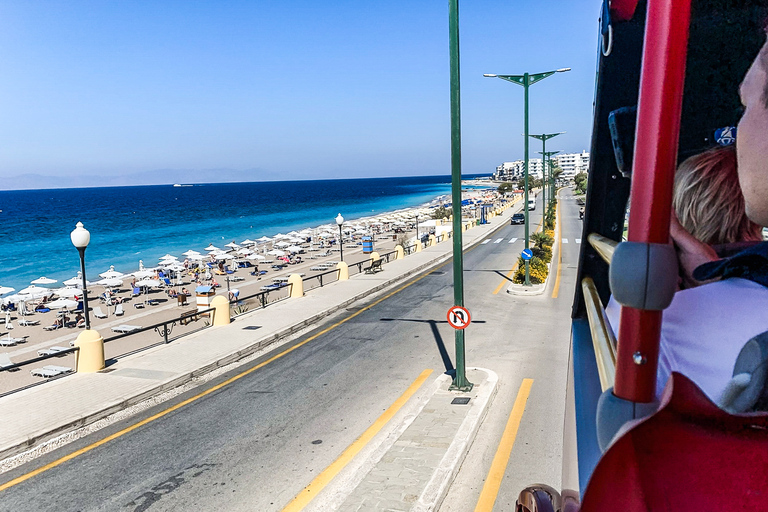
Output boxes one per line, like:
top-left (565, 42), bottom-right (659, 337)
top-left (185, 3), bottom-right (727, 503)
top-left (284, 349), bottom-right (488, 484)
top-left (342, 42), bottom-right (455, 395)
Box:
top-left (336, 213), bottom-right (344, 262)
top-left (70, 222), bottom-right (91, 330)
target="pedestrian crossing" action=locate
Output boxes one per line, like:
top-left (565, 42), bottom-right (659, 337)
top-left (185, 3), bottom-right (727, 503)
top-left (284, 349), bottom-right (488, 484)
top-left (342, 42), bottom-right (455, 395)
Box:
top-left (481, 237), bottom-right (582, 245)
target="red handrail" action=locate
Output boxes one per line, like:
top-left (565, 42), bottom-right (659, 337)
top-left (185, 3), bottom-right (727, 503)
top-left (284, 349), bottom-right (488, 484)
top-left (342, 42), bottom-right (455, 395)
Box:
top-left (615, 0), bottom-right (693, 403)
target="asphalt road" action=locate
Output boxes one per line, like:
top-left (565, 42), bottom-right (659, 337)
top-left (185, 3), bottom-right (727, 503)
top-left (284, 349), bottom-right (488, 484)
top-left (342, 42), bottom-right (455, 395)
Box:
top-left (0, 190), bottom-right (582, 512)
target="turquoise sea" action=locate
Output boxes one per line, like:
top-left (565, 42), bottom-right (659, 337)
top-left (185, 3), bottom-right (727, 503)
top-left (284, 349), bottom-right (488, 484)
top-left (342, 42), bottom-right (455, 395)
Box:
top-left (0, 175), bottom-right (489, 292)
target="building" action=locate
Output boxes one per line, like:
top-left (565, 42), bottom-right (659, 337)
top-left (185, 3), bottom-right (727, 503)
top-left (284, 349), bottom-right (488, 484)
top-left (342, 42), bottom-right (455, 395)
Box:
top-left (553, 151), bottom-right (590, 179)
top-left (493, 151), bottom-right (590, 181)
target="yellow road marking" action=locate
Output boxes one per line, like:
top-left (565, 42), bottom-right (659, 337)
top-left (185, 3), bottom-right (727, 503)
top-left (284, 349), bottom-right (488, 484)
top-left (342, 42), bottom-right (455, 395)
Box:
top-left (492, 211), bottom-right (544, 295)
top-left (552, 193), bottom-right (563, 298)
top-left (281, 369), bottom-right (434, 512)
top-left (0, 265), bottom-right (444, 493)
top-left (473, 378), bottom-right (534, 512)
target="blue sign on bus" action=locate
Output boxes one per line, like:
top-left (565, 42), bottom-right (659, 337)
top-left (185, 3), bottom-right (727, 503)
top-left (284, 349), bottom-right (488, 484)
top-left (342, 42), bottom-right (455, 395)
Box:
top-left (521, 248), bottom-right (533, 261)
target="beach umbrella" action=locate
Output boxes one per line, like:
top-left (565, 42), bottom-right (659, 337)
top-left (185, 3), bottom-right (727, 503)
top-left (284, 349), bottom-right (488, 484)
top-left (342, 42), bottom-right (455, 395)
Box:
top-left (286, 245), bottom-right (303, 253)
top-left (274, 241), bottom-right (290, 248)
top-left (267, 249), bottom-right (286, 257)
top-left (132, 270), bottom-right (155, 279)
top-left (19, 285), bottom-right (49, 297)
top-left (47, 298), bottom-right (78, 309)
top-left (187, 253), bottom-right (205, 261)
top-left (31, 277), bottom-right (57, 285)
top-left (205, 244), bottom-right (220, 252)
top-left (182, 250), bottom-right (201, 257)
top-left (135, 279), bottom-right (161, 288)
top-left (256, 236), bottom-right (272, 243)
top-left (0, 286), bottom-right (15, 296)
top-left (99, 266), bottom-right (125, 279)
top-left (55, 287), bottom-right (82, 298)
top-left (241, 239), bottom-right (256, 246)
top-left (236, 248), bottom-right (252, 255)
top-left (246, 254), bottom-right (265, 260)
top-left (225, 242), bottom-right (240, 249)
top-left (96, 278), bottom-right (123, 287)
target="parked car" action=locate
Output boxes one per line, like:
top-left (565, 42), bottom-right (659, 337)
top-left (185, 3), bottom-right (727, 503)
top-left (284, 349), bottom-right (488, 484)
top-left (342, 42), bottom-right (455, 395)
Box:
top-left (511, 213), bottom-right (525, 225)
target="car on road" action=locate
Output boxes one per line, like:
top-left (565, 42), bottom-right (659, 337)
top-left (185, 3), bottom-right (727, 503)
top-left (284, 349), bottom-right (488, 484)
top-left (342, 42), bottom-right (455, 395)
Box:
top-left (511, 213), bottom-right (525, 225)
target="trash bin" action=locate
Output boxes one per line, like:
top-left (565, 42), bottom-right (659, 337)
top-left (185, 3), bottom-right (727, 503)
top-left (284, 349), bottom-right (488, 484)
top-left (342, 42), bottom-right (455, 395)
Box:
top-left (195, 285), bottom-right (216, 315)
top-left (362, 236), bottom-right (373, 254)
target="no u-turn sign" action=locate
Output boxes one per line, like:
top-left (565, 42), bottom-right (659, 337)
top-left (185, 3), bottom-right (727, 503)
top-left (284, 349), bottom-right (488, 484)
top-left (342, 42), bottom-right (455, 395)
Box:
top-left (447, 306), bottom-right (471, 330)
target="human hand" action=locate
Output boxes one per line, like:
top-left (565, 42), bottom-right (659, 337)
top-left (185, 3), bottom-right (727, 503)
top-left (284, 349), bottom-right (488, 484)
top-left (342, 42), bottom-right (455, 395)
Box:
top-left (669, 213), bottom-right (719, 288)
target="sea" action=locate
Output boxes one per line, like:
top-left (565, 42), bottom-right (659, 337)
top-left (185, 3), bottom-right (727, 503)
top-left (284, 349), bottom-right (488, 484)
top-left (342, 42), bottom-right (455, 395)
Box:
top-left (0, 175), bottom-right (490, 292)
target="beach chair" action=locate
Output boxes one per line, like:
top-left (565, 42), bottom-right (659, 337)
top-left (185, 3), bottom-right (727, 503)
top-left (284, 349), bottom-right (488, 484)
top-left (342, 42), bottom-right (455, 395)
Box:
top-left (115, 304), bottom-right (124, 316)
top-left (37, 346), bottom-right (70, 357)
top-left (18, 319), bottom-right (40, 326)
top-left (162, 278), bottom-right (172, 287)
top-left (93, 306), bottom-right (107, 319)
top-left (131, 287), bottom-right (141, 297)
top-left (111, 325), bottom-right (141, 333)
top-left (0, 353), bottom-right (14, 370)
top-left (30, 365), bottom-right (72, 378)
top-left (0, 337), bottom-right (22, 347)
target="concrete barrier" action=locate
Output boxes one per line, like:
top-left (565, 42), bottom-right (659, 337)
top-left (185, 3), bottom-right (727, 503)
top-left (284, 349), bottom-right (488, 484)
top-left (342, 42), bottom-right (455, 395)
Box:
top-left (395, 245), bottom-right (404, 260)
top-left (74, 329), bottom-right (105, 373)
top-left (337, 261), bottom-right (349, 280)
top-left (211, 295), bottom-right (231, 326)
top-left (288, 274), bottom-right (304, 298)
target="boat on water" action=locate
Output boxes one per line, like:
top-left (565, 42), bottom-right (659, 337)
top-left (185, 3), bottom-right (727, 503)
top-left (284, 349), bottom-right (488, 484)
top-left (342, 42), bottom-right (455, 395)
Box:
top-left (173, 184), bottom-right (193, 187)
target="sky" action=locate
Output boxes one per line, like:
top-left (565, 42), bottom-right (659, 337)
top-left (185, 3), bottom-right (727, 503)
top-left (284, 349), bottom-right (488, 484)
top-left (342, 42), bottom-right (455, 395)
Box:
top-left (0, 1), bottom-right (601, 183)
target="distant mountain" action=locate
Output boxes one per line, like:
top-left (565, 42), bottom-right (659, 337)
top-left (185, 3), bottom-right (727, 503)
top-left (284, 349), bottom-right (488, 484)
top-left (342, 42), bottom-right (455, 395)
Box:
top-left (0, 168), bottom-right (272, 190)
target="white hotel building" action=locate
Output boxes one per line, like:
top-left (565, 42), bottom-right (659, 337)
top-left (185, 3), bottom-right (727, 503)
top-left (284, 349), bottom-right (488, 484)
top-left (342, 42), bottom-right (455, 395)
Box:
top-left (493, 151), bottom-right (590, 181)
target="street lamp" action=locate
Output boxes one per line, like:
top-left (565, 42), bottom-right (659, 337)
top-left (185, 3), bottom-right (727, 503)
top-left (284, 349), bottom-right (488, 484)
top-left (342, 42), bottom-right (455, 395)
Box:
top-left (530, 132), bottom-right (565, 215)
top-left (70, 222), bottom-right (91, 330)
top-left (484, 68), bottom-right (570, 286)
top-left (540, 150), bottom-right (561, 208)
top-left (335, 213), bottom-right (344, 262)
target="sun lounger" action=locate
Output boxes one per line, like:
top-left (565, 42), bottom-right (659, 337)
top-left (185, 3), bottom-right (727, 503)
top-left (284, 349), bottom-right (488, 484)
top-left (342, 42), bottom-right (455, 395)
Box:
top-left (0, 337), bottom-right (22, 347)
top-left (37, 346), bottom-right (71, 356)
top-left (17, 319), bottom-right (40, 326)
top-left (93, 306), bottom-right (107, 319)
top-left (111, 325), bottom-right (141, 333)
top-left (230, 276), bottom-right (245, 282)
top-left (115, 304), bottom-right (124, 316)
top-left (131, 287), bottom-right (141, 297)
top-left (0, 353), bottom-right (13, 370)
top-left (31, 365), bottom-right (73, 378)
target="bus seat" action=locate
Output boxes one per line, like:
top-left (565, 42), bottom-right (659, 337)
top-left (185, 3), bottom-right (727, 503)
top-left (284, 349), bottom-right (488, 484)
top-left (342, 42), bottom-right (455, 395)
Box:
top-left (581, 372), bottom-right (768, 512)
top-left (719, 330), bottom-right (768, 413)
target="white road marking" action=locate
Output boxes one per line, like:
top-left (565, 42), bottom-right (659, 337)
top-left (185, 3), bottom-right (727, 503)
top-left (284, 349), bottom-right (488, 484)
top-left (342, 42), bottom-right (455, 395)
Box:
top-left (562, 238), bottom-right (569, 243)
top-left (575, 238), bottom-right (581, 244)
top-left (508, 238), bottom-right (518, 244)
top-left (494, 238), bottom-right (503, 244)
top-left (482, 239), bottom-right (491, 244)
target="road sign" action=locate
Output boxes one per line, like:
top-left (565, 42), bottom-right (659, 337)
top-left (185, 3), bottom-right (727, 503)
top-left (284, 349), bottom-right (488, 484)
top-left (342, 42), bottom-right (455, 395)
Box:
top-left (521, 248), bottom-right (533, 261)
top-left (447, 306), bottom-right (471, 330)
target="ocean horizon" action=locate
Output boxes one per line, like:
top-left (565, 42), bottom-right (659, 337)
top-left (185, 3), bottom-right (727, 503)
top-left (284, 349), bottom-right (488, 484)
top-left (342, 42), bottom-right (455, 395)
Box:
top-left (0, 174), bottom-right (490, 293)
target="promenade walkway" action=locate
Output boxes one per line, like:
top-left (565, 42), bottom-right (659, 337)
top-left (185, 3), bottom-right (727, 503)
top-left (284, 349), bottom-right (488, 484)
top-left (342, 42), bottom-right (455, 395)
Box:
top-left (0, 200), bottom-right (524, 511)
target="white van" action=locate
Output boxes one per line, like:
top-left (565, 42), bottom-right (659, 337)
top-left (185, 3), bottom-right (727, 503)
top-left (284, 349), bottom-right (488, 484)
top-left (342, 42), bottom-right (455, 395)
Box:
top-left (527, 197), bottom-right (536, 211)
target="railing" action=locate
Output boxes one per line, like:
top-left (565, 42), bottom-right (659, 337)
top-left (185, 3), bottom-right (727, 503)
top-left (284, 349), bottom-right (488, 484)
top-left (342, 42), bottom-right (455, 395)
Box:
top-left (581, 276), bottom-right (617, 392)
top-left (0, 345), bottom-right (79, 374)
top-left (103, 305), bottom-right (217, 345)
top-left (302, 268), bottom-right (339, 292)
top-left (587, 233), bottom-right (618, 265)
top-left (229, 284), bottom-right (293, 317)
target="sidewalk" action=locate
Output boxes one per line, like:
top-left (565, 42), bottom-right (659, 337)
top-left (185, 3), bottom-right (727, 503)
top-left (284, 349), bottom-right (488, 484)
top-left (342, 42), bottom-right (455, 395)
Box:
top-left (0, 200), bottom-right (522, 510)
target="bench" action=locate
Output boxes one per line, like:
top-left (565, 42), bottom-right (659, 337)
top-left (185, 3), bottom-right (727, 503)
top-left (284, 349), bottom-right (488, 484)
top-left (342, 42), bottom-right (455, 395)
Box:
top-left (364, 259), bottom-right (383, 274)
top-left (180, 310), bottom-right (199, 325)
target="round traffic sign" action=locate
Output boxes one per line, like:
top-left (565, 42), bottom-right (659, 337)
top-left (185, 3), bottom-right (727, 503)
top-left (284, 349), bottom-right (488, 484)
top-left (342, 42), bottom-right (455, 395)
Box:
top-left (521, 248), bottom-right (533, 261)
top-left (447, 305), bottom-right (471, 330)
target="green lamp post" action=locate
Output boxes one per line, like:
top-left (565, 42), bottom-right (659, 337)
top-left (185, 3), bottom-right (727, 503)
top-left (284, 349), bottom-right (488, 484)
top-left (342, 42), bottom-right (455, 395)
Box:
top-left (484, 69), bottom-right (570, 286)
top-left (530, 132), bottom-right (564, 215)
top-left (540, 150), bottom-right (561, 207)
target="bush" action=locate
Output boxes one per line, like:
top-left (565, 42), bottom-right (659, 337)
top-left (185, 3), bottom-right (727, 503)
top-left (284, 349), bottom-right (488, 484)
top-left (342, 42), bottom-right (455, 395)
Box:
top-left (531, 231), bottom-right (554, 248)
top-left (531, 245), bottom-right (552, 263)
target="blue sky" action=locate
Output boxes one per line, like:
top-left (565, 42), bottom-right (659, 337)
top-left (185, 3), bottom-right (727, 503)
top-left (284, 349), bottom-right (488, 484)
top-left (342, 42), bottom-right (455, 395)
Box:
top-left (0, 1), bottom-right (600, 181)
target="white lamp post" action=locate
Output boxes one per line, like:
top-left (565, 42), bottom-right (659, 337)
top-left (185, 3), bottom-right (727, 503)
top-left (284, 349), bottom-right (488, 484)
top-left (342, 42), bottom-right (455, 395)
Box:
top-left (335, 213), bottom-right (344, 262)
top-left (70, 222), bottom-right (91, 330)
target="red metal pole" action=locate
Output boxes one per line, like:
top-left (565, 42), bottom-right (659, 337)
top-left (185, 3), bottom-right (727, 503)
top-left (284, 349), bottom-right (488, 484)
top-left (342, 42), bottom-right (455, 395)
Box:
top-left (614, 0), bottom-right (692, 402)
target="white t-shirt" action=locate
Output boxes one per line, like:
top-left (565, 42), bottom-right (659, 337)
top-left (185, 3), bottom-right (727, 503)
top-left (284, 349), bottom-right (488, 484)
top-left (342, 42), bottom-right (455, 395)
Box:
top-left (605, 278), bottom-right (768, 403)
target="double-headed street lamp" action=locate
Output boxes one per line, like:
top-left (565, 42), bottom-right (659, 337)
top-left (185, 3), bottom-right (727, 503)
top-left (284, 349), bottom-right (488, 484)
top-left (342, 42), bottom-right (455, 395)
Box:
top-left (484, 68), bottom-right (570, 286)
top-left (70, 222), bottom-right (91, 330)
top-left (530, 132), bottom-right (565, 215)
top-left (335, 213), bottom-right (344, 262)
top-left (540, 150), bottom-right (561, 207)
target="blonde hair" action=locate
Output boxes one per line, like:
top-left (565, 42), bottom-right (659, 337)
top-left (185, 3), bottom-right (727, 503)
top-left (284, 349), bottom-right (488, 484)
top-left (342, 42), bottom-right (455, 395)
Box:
top-left (673, 145), bottom-right (763, 245)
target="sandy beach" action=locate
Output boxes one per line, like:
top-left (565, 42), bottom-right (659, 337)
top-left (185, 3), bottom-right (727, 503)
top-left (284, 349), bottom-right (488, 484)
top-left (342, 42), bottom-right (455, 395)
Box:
top-left (0, 185), bottom-right (500, 395)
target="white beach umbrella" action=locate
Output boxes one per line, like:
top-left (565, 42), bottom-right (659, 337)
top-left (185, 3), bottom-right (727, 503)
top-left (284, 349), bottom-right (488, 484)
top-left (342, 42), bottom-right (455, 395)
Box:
top-left (225, 242), bottom-right (240, 249)
top-left (19, 285), bottom-right (49, 297)
top-left (246, 254), bottom-right (265, 260)
top-left (286, 245), bottom-right (303, 253)
top-left (31, 277), bottom-right (57, 285)
top-left (47, 298), bottom-right (79, 309)
top-left (274, 241), bottom-right (290, 248)
top-left (135, 278), bottom-right (161, 288)
top-left (267, 249), bottom-right (286, 257)
top-left (55, 287), bottom-right (82, 298)
top-left (237, 248), bottom-right (252, 255)
top-left (256, 236), bottom-right (272, 243)
top-left (183, 250), bottom-right (201, 257)
top-left (99, 266), bottom-right (125, 279)
top-left (132, 270), bottom-right (155, 279)
top-left (0, 286), bottom-right (15, 295)
top-left (96, 278), bottom-right (123, 287)
top-left (241, 239), bottom-right (256, 246)
top-left (187, 253), bottom-right (205, 261)
top-left (205, 244), bottom-right (220, 251)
